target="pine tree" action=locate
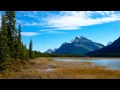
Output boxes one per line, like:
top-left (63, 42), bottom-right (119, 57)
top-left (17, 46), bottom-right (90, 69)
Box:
top-left (18, 24), bottom-right (21, 44)
top-left (0, 14), bottom-right (10, 70)
top-left (29, 39), bottom-right (33, 59)
top-left (24, 44), bottom-right (29, 60)
top-left (20, 42), bottom-right (24, 60)
top-left (5, 11), bottom-right (16, 59)
top-left (14, 24), bottom-right (22, 59)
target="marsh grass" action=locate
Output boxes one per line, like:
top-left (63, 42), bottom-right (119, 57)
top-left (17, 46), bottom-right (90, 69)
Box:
top-left (0, 57), bottom-right (120, 79)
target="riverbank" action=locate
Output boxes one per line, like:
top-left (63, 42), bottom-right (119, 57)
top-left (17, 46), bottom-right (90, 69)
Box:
top-left (0, 57), bottom-right (120, 79)
top-left (53, 57), bottom-right (120, 60)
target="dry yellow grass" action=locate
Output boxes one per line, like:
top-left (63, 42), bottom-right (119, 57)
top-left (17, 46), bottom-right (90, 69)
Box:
top-left (0, 57), bottom-right (120, 79)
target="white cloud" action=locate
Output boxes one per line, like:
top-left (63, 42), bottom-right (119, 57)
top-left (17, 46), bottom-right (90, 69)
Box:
top-left (96, 11), bottom-right (115, 16)
top-left (40, 29), bottom-right (66, 34)
top-left (23, 22), bottom-right (43, 26)
top-left (21, 32), bottom-right (40, 36)
top-left (11, 11), bottom-right (120, 32)
top-left (17, 11), bottom-right (37, 18)
top-left (44, 11), bottom-right (120, 30)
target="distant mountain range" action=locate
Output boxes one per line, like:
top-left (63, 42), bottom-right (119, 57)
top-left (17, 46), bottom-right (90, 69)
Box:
top-left (86, 37), bottom-right (120, 56)
top-left (45, 48), bottom-right (58, 54)
top-left (44, 36), bottom-right (120, 56)
top-left (52, 36), bottom-right (105, 55)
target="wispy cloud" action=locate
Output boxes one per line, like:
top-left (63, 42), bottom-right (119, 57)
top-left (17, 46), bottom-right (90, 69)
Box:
top-left (44, 11), bottom-right (120, 30)
top-left (17, 11), bottom-right (38, 18)
top-left (23, 22), bottom-right (43, 26)
top-left (95, 11), bottom-right (115, 16)
top-left (40, 29), bottom-right (66, 34)
top-left (21, 32), bottom-right (40, 36)
top-left (18, 11), bottom-right (120, 31)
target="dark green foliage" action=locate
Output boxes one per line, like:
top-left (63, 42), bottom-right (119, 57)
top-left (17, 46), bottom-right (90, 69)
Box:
top-left (18, 24), bottom-right (21, 43)
top-left (20, 43), bottom-right (29, 60)
top-left (29, 39), bottom-right (34, 59)
top-left (32, 51), bottom-right (83, 57)
top-left (0, 14), bottom-right (10, 70)
top-left (29, 40), bottom-right (33, 59)
top-left (5, 11), bottom-right (17, 59)
top-left (0, 11), bottom-right (35, 71)
top-left (14, 24), bottom-right (22, 59)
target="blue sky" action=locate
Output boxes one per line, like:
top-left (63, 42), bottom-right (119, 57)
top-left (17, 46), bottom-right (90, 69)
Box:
top-left (1, 11), bottom-right (120, 52)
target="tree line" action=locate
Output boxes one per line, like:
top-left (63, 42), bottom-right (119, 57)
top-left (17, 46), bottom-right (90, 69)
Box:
top-left (0, 11), bottom-right (37, 71)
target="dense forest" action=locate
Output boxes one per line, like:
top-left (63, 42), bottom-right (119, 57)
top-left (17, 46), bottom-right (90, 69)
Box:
top-left (0, 11), bottom-right (83, 71)
top-left (0, 11), bottom-right (37, 71)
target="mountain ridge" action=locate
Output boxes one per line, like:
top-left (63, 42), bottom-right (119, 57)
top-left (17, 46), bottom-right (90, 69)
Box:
top-left (45, 48), bottom-right (58, 54)
top-left (86, 36), bottom-right (120, 56)
top-left (54, 36), bottom-right (104, 55)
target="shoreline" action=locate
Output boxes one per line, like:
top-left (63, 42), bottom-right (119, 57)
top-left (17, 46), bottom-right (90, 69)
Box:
top-left (52, 57), bottom-right (120, 60)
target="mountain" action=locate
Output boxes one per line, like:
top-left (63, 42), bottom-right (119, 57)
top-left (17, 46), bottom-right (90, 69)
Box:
top-left (45, 48), bottom-right (58, 54)
top-left (86, 37), bottom-right (120, 56)
top-left (107, 41), bottom-right (112, 46)
top-left (45, 49), bottom-right (55, 54)
top-left (54, 36), bottom-right (104, 55)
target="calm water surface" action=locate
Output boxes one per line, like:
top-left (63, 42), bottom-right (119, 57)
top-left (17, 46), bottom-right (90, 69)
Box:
top-left (53, 58), bottom-right (120, 70)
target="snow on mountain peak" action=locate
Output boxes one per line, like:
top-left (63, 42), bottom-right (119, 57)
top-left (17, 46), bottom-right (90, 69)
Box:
top-left (74, 36), bottom-right (84, 42)
top-left (76, 36), bottom-right (81, 38)
top-left (63, 36), bottom-right (91, 45)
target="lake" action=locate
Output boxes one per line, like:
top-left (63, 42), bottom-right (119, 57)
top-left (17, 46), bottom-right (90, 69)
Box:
top-left (53, 58), bottom-right (120, 70)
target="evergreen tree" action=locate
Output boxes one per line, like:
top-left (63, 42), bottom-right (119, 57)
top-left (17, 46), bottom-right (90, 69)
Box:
top-left (29, 39), bottom-right (33, 59)
top-left (20, 42), bottom-right (25, 60)
top-left (24, 44), bottom-right (29, 60)
top-left (0, 14), bottom-right (10, 70)
top-left (5, 11), bottom-right (16, 59)
top-left (21, 43), bottom-right (29, 60)
top-left (18, 24), bottom-right (21, 44)
top-left (14, 24), bottom-right (22, 59)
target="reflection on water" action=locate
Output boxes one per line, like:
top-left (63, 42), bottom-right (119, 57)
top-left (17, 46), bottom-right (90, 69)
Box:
top-left (53, 58), bottom-right (120, 70)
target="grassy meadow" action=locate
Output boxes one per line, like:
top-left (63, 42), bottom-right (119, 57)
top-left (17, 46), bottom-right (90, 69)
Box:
top-left (0, 57), bottom-right (120, 79)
